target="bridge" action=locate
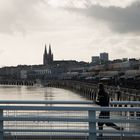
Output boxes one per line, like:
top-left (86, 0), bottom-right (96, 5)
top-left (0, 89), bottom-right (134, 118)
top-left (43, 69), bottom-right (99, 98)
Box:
top-left (45, 80), bottom-right (140, 101)
top-left (0, 79), bottom-right (35, 86)
top-left (0, 79), bottom-right (140, 101)
top-left (0, 100), bottom-right (139, 140)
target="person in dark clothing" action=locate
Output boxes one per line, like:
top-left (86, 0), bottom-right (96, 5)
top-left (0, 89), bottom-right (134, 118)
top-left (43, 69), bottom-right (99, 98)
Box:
top-left (117, 85), bottom-right (121, 101)
top-left (96, 83), bottom-right (123, 136)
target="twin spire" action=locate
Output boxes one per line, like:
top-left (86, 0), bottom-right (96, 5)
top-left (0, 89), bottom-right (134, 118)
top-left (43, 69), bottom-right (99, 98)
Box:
top-left (45, 44), bottom-right (51, 55)
top-left (43, 44), bottom-right (53, 65)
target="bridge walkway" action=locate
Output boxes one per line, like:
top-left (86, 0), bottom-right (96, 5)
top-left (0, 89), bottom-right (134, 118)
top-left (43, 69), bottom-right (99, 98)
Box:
top-left (4, 135), bottom-right (140, 140)
top-left (0, 100), bottom-right (139, 140)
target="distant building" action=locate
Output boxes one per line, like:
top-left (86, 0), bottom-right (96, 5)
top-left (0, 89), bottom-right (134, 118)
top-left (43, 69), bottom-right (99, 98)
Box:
top-left (0, 44), bottom-right (88, 80)
top-left (43, 44), bottom-right (88, 70)
top-left (43, 44), bottom-right (53, 66)
top-left (100, 52), bottom-right (109, 63)
top-left (91, 56), bottom-right (100, 65)
top-left (122, 58), bottom-right (128, 62)
top-left (20, 70), bottom-right (27, 79)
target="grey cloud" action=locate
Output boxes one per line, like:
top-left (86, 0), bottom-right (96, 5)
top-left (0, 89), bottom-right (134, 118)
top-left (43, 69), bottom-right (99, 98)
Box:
top-left (0, 0), bottom-right (84, 35)
top-left (73, 1), bottom-right (140, 34)
top-left (0, 0), bottom-right (45, 35)
top-left (2, 0), bottom-right (140, 35)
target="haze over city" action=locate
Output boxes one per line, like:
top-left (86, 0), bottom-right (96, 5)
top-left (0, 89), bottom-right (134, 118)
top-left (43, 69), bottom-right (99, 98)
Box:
top-left (0, 0), bottom-right (140, 67)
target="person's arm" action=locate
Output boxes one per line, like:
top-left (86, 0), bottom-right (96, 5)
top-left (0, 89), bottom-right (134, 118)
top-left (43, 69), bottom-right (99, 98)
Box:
top-left (95, 101), bottom-right (100, 105)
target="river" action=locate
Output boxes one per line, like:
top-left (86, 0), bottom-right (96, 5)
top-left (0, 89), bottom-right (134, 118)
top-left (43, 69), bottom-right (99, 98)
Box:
top-left (0, 85), bottom-right (89, 101)
top-left (0, 85), bottom-right (92, 137)
top-left (0, 85), bottom-right (139, 134)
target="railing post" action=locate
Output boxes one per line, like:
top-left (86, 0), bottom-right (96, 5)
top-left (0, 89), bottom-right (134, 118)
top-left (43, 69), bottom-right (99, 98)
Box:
top-left (0, 109), bottom-right (3, 140)
top-left (89, 110), bottom-right (96, 140)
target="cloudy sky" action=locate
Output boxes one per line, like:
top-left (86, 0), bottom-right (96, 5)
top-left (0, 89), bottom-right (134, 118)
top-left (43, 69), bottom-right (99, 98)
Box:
top-left (0, 0), bottom-right (140, 67)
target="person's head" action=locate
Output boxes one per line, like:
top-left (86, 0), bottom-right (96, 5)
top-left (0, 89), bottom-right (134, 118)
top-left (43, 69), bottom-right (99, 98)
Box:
top-left (98, 83), bottom-right (105, 91)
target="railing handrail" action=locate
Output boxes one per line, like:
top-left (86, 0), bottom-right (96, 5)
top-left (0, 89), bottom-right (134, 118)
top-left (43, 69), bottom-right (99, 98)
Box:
top-left (1, 116), bottom-right (140, 123)
top-left (0, 100), bottom-right (93, 104)
top-left (0, 105), bottom-right (139, 112)
top-left (2, 129), bottom-right (140, 135)
top-left (0, 100), bottom-right (139, 105)
top-left (111, 101), bottom-right (140, 105)
top-left (0, 100), bottom-right (139, 140)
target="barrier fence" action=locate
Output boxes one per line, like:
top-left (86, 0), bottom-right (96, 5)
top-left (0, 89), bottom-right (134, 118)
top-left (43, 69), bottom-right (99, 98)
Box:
top-left (0, 100), bottom-right (139, 140)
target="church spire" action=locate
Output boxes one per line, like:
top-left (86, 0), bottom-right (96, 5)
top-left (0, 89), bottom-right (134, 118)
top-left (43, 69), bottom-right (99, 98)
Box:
top-left (43, 43), bottom-right (53, 66)
top-left (49, 44), bottom-right (52, 55)
top-left (44, 44), bottom-right (47, 55)
top-left (43, 44), bottom-right (48, 66)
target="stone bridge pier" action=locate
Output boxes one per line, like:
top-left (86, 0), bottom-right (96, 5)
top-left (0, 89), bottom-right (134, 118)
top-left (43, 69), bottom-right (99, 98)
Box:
top-left (45, 80), bottom-right (140, 102)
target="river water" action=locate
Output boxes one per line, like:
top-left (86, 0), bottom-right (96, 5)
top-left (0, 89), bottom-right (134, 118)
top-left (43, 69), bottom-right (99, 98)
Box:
top-left (0, 85), bottom-right (89, 101)
top-left (0, 85), bottom-right (92, 137)
top-left (0, 85), bottom-right (139, 135)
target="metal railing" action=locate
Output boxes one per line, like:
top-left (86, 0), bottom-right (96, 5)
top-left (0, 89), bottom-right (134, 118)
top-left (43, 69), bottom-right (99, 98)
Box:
top-left (0, 100), bottom-right (139, 140)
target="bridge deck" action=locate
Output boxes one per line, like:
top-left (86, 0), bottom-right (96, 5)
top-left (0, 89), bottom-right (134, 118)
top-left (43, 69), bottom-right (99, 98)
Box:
top-left (0, 100), bottom-right (140, 140)
top-left (4, 135), bottom-right (140, 140)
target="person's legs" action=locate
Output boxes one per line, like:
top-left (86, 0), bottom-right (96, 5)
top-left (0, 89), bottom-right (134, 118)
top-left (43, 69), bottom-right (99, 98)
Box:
top-left (98, 112), bottom-right (105, 137)
top-left (104, 111), bottom-right (123, 130)
top-left (98, 122), bottom-right (103, 137)
top-left (117, 91), bottom-right (121, 100)
top-left (106, 122), bottom-right (123, 130)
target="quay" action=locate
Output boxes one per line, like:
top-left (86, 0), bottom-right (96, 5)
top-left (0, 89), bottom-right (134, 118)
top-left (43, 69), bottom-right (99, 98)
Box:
top-left (45, 80), bottom-right (140, 101)
top-left (0, 79), bottom-right (140, 101)
top-left (0, 100), bottom-right (139, 140)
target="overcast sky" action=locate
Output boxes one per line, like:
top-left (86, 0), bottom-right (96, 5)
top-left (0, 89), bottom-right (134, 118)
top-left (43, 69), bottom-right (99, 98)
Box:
top-left (0, 0), bottom-right (140, 67)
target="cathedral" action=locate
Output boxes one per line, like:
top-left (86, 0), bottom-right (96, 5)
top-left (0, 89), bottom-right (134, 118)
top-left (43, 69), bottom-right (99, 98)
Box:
top-left (43, 44), bottom-right (53, 66)
top-left (43, 44), bottom-right (88, 69)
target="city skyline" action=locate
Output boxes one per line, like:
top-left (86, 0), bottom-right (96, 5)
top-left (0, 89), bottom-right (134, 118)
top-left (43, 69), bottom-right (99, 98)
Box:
top-left (0, 0), bottom-right (140, 67)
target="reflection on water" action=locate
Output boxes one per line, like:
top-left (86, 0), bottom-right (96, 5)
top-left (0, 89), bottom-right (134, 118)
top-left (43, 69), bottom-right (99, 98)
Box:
top-left (0, 85), bottom-right (88, 101)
